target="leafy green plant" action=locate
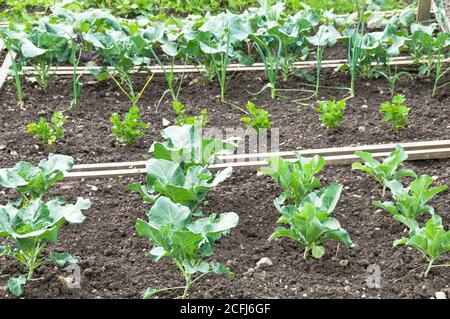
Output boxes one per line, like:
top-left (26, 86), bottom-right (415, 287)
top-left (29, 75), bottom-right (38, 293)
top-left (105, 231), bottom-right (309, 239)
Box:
top-left (394, 214), bottom-right (450, 277)
top-left (0, 197), bottom-right (90, 296)
top-left (150, 125), bottom-right (236, 168)
top-left (135, 196), bottom-right (238, 299)
top-left (352, 145), bottom-right (417, 197)
top-left (269, 183), bottom-right (353, 259)
top-left (110, 105), bottom-right (148, 146)
top-left (316, 99), bottom-right (346, 128)
top-left (373, 175), bottom-right (448, 219)
top-left (380, 94), bottom-right (411, 130)
top-left (128, 158), bottom-right (232, 211)
top-left (172, 101), bottom-right (209, 128)
top-left (26, 111), bottom-right (66, 147)
top-left (0, 154), bottom-right (74, 206)
top-left (258, 154), bottom-right (325, 205)
top-left (240, 101), bottom-right (272, 133)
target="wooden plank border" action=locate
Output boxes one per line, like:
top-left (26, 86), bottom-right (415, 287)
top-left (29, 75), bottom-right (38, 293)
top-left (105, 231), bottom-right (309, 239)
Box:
top-left (10, 56), bottom-right (449, 78)
top-left (62, 140), bottom-right (450, 179)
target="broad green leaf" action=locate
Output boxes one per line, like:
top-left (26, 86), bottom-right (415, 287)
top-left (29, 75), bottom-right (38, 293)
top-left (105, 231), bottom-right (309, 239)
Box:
top-left (48, 252), bottom-right (78, 267)
top-left (8, 275), bottom-right (27, 297)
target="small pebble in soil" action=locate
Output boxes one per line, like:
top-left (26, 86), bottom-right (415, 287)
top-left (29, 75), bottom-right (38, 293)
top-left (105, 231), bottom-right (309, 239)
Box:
top-left (358, 126), bottom-right (366, 133)
top-left (339, 260), bottom-right (349, 267)
top-left (361, 104), bottom-right (368, 109)
top-left (256, 257), bottom-right (273, 269)
top-left (435, 291), bottom-right (447, 299)
top-left (162, 118), bottom-right (171, 127)
top-left (0, 145), bottom-right (6, 150)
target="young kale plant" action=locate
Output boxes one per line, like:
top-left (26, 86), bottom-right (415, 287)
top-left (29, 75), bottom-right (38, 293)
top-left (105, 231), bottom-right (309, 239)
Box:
top-left (258, 154), bottom-right (326, 205)
top-left (172, 101), bottom-right (209, 128)
top-left (316, 99), bottom-right (346, 129)
top-left (352, 145), bottom-right (417, 197)
top-left (0, 154), bottom-right (74, 206)
top-left (26, 111), bottom-right (67, 147)
top-left (394, 214), bottom-right (450, 277)
top-left (269, 183), bottom-right (353, 259)
top-left (110, 105), bottom-right (148, 146)
top-left (373, 175), bottom-right (448, 219)
top-left (380, 94), bottom-right (411, 130)
top-left (149, 125), bottom-right (236, 169)
top-left (0, 154), bottom-right (90, 297)
top-left (240, 101), bottom-right (272, 134)
top-left (128, 158), bottom-right (232, 212)
top-left (136, 196), bottom-right (238, 299)
top-left (0, 197), bottom-right (90, 296)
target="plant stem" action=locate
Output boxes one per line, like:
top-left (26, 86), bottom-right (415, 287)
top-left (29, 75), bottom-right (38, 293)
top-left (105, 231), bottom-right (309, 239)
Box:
top-left (182, 273), bottom-right (191, 299)
top-left (303, 247), bottom-right (310, 260)
top-left (424, 259), bottom-right (435, 277)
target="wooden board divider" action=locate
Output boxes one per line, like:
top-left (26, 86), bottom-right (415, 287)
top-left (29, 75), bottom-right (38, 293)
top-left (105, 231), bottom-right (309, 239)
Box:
top-left (13, 57), bottom-right (450, 78)
top-left (62, 140), bottom-right (450, 179)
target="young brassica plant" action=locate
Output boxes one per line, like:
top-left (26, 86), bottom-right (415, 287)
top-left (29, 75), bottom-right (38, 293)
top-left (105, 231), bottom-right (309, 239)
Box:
top-left (0, 154), bottom-right (74, 206)
top-left (352, 145), bottom-right (417, 197)
top-left (269, 184), bottom-right (353, 259)
top-left (135, 196), bottom-right (238, 299)
top-left (373, 175), bottom-right (448, 219)
top-left (149, 125), bottom-right (236, 169)
top-left (394, 214), bottom-right (450, 277)
top-left (258, 154), bottom-right (326, 205)
top-left (110, 105), bottom-right (148, 146)
top-left (240, 101), bottom-right (272, 134)
top-left (127, 158), bottom-right (232, 212)
top-left (26, 111), bottom-right (67, 147)
top-left (0, 197), bottom-right (91, 297)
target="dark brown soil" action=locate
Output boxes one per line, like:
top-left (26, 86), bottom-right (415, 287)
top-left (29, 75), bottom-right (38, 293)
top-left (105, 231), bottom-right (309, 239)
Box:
top-left (0, 159), bottom-right (449, 299)
top-left (0, 68), bottom-right (449, 169)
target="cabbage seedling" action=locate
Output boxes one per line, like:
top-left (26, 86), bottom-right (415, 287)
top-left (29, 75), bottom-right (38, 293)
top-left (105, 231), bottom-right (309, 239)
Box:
top-left (269, 184), bottom-right (353, 259)
top-left (352, 145), bottom-right (417, 197)
top-left (373, 175), bottom-right (448, 219)
top-left (135, 196), bottom-right (238, 299)
top-left (0, 197), bottom-right (90, 296)
top-left (394, 214), bottom-right (450, 277)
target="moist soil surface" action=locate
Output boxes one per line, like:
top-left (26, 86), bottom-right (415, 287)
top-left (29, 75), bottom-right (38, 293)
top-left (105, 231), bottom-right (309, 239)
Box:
top-left (0, 68), bottom-right (449, 168)
top-left (0, 160), bottom-right (449, 299)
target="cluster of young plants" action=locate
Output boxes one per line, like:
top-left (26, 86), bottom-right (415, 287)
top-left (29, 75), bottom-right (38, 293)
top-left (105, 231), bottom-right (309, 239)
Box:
top-left (0, 0), bottom-right (447, 107)
top-left (240, 101), bottom-right (272, 134)
top-left (353, 145), bottom-right (450, 277)
top-left (380, 94), bottom-right (411, 130)
top-left (110, 104), bottom-right (148, 146)
top-left (258, 154), bottom-right (353, 259)
top-left (0, 154), bottom-right (91, 297)
top-left (25, 111), bottom-right (67, 147)
top-left (128, 124), bottom-right (239, 298)
top-left (172, 101), bottom-right (209, 128)
top-left (316, 99), bottom-right (346, 129)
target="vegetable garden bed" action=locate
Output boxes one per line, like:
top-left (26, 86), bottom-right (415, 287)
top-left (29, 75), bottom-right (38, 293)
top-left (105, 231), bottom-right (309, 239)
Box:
top-left (0, 70), bottom-right (449, 169)
top-left (0, 0), bottom-right (450, 301)
top-left (0, 159), bottom-right (449, 299)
